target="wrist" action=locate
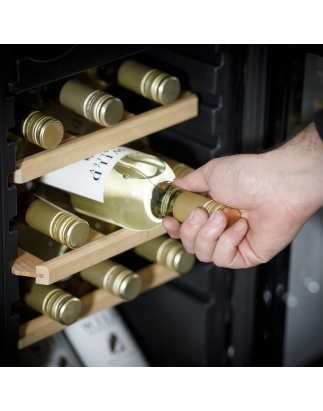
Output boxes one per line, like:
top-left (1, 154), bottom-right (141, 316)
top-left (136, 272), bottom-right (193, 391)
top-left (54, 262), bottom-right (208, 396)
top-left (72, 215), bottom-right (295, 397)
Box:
top-left (267, 123), bottom-right (323, 217)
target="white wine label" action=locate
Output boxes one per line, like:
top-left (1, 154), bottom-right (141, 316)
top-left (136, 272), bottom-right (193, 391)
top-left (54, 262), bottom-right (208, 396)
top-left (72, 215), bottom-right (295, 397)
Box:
top-left (63, 307), bottom-right (149, 367)
top-left (41, 146), bottom-right (137, 203)
top-left (19, 331), bottom-right (82, 367)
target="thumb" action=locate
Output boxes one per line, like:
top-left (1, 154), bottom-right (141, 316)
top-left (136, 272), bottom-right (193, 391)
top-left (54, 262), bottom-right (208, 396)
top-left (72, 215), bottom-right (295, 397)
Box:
top-left (173, 165), bottom-right (209, 192)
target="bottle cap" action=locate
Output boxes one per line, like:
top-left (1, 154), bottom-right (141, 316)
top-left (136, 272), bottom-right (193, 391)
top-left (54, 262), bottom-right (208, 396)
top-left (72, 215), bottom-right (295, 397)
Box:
top-left (135, 235), bottom-right (195, 274)
top-left (141, 69), bottom-right (180, 105)
top-left (119, 274), bottom-right (143, 301)
top-left (117, 60), bottom-right (181, 105)
top-left (83, 90), bottom-right (124, 127)
top-left (21, 111), bottom-right (64, 149)
top-left (49, 211), bottom-right (90, 249)
top-left (103, 264), bottom-right (142, 301)
top-left (42, 288), bottom-right (82, 325)
top-left (80, 260), bottom-right (142, 301)
top-left (156, 237), bottom-right (195, 274)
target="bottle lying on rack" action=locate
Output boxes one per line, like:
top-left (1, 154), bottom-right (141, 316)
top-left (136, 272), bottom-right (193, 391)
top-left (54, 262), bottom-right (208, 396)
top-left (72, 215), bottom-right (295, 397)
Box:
top-left (9, 101), bottom-right (64, 149)
top-left (80, 260), bottom-right (142, 301)
top-left (84, 59), bottom-right (181, 105)
top-left (15, 223), bottom-right (140, 301)
top-left (39, 148), bottom-right (240, 231)
top-left (135, 235), bottom-right (195, 274)
top-left (41, 79), bottom-right (124, 127)
top-left (24, 279), bottom-right (82, 325)
top-left (14, 187), bottom-right (90, 249)
top-left (142, 148), bottom-right (194, 178)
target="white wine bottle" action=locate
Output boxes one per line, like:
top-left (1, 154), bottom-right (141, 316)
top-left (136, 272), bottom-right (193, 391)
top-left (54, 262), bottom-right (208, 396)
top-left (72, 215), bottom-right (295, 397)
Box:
top-left (135, 235), bottom-right (195, 274)
top-left (24, 280), bottom-right (82, 325)
top-left (40, 148), bottom-right (240, 231)
top-left (14, 188), bottom-right (90, 249)
top-left (84, 59), bottom-right (181, 105)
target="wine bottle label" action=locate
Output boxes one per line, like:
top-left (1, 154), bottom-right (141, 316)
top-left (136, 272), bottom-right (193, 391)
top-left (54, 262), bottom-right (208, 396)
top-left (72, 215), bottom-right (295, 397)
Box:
top-left (19, 332), bottom-right (82, 367)
top-left (41, 146), bottom-right (137, 203)
top-left (63, 307), bottom-right (149, 367)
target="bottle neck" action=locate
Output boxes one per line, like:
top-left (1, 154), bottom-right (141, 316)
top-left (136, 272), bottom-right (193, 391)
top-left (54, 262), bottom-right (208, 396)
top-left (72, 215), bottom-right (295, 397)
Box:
top-left (151, 182), bottom-right (183, 219)
top-left (40, 78), bottom-right (70, 104)
top-left (35, 182), bottom-right (74, 213)
top-left (152, 182), bottom-right (240, 228)
top-left (16, 190), bottom-right (39, 224)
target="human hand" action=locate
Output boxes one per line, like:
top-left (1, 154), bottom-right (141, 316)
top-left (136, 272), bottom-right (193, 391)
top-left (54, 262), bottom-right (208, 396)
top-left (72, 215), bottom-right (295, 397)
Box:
top-left (163, 123), bottom-right (323, 269)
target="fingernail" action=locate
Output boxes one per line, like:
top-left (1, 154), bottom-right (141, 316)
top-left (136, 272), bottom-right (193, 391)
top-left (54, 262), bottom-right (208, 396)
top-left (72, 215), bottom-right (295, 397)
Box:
top-left (233, 219), bottom-right (246, 231)
top-left (209, 211), bottom-right (224, 227)
top-left (190, 209), bottom-right (206, 226)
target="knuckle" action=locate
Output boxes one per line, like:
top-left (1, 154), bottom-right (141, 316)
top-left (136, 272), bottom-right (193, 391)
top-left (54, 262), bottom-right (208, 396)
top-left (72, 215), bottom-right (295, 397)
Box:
top-left (180, 225), bottom-right (195, 241)
top-left (195, 252), bottom-right (211, 263)
top-left (220, 233), bottom-right (233, 247)
top-left (212, 255), bottom-right (226, 268)
top-left (199, 230), bottom-right (215, 242)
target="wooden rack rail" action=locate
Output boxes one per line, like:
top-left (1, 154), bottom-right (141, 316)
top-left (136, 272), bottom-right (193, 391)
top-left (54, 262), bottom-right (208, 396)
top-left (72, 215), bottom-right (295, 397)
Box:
top-left (10, 90), bottom-right (198, 184)
top-left (11, 225), bottom-right (166, 284)
top-left (18, 263), bottom-right (180, 349)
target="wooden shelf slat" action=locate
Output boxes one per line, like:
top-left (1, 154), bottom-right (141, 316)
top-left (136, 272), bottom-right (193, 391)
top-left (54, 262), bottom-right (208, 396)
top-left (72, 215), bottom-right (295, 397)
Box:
top-left (10, 91), bottom-right (198, 184)
top-left (18, 263), bottom-right (179, 349)
top-left (11, 225), bottom-right (166, 285)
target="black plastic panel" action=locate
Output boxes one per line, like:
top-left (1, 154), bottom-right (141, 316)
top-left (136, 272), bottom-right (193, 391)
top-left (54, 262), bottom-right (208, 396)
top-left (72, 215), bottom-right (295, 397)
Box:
top-left (6, 45), bottom-right (151, 95)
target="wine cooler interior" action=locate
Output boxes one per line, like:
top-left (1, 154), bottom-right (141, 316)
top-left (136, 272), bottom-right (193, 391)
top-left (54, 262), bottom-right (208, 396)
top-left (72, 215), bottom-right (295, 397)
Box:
top-left (1, 44), bottom-right (323, 367)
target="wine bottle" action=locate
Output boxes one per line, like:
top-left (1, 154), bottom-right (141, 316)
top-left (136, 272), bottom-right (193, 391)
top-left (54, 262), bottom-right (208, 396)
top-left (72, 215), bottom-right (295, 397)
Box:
top-left (142, 148), bottom-right (194, 178)
top-left (63, 307), bottom-right (149, 367)
top-left (42, 79), bottom-right (124, 127)
top-left (15, 188), bottom-right (90, 249)
top-left (9, 101), bottom-right (64, 149)
top-left (135, 235), bottom-right (195, 274)
top-left (19, 332), bottom-right (83, 367)
top-left (14, 222), bottom-right (69, 261)
top-left (85, 59), bottom-right (181, 105)
top-left (80, 260), bottom-right (142, 301)
top-left (39, 148), bottom-right (240, 231)
top-left (24, 280), bottom-right (82, 325)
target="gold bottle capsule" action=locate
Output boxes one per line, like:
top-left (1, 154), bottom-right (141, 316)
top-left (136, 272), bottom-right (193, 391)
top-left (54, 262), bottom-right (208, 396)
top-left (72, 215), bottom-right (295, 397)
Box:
top-left (135, 235), bottom-right (196, 274)
top-left (117, 60), bottom-right (181, 105)
top-left (21, 110), bottom-right (64, 149)
top-left (24, 281), bottom-right (82, 325)
top-left (21, 194), bottom-right (90, 249)
top-left (80, 260), bottom-right (142, 301)
top-left (59, 79), bottom-right (124, 127)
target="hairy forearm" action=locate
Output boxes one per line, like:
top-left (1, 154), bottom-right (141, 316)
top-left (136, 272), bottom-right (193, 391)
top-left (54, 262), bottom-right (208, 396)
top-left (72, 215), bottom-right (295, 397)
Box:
top-left (267, 122), bottom-right (323, 216)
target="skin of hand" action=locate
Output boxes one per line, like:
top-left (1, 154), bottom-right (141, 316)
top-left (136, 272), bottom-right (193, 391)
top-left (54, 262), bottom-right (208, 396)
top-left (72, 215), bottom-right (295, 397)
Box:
top-left (163, 123), bottom-right (323, 269)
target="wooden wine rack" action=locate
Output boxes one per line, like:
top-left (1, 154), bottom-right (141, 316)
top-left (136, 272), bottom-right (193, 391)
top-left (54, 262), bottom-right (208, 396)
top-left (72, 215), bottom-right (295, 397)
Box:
top-left (10, 90), bottom-right (197, 184)
top-left (10, 89), bottom-right (198, 349)
top-left (18, 263), bottom-right (180, 349)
